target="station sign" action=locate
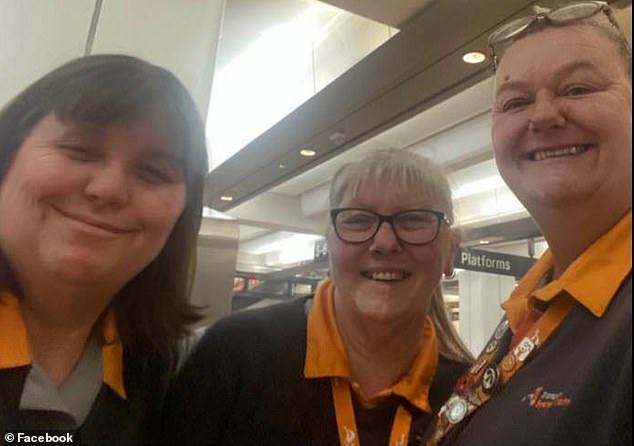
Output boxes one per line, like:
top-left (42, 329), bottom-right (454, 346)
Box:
top-left (314, 242), bottom-right (535, 279)
top-left (455, 247), bottom-right (535, 278)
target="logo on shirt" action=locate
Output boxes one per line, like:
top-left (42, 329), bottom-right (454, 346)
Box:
top-left (521, 386), bottom-right (571, 409)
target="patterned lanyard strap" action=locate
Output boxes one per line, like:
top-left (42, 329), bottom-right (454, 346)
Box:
top-left (427, 295), bottom-right (575, 446)
top-left (331, 378), bottom-right (413, 446)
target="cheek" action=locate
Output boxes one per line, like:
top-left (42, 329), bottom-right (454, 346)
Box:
top-left (137, 185), bottom-right (186, 237)
top-left (409, 243), bottom-right (448, 279)
top-left (327, 238), bottom-right (360, 281)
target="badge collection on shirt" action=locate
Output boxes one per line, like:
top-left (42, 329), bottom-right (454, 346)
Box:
top-left (427, 295), bottom-right (575, 445)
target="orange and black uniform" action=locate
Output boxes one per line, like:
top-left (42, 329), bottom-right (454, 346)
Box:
top-left (164, 280), bottom-right (468, 446)
top-left (0, 294), bottom-right (171, 446)
top-left (425, 212), bottom-right (632, 446)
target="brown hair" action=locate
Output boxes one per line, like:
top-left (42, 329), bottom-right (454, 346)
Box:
top-left (0, 54), bottom-right (208, 367)
top-left (328, 148), bottom-right (473, 364)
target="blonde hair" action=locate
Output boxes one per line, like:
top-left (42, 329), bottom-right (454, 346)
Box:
top-left (328, 148), bottom-right (473, 364)
top-left (329, 148), bottom-right (454, 222)
top-left (431, 285), bottom-right (475, 363)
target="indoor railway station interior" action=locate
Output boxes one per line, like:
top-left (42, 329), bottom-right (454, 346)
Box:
top-left (0, 0), bottom-right (632, 444)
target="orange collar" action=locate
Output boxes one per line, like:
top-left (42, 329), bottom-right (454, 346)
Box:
top-left (0, 292), bottom-right (127, 399)
top-left (503, 211), bottom-right (632, 330)
top-left (304, 279), bottom-right (438, 413)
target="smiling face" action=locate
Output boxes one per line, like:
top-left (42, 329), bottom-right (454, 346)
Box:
top-left (327, 181), bottom-right (455, 325)
top-left (492, 26), bottom-right (632, 217)
top-left (0, 113), bottom-right (186, 295)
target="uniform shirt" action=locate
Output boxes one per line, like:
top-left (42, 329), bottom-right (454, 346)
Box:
top-left (0, 293), bottom-right (126, 427)
top-left (436, 211), bottom-right (632, 446)
top-left (305, 279), bottom-right (438, 413)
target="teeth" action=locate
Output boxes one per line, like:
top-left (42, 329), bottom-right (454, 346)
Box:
top-left (532, 145), bottom-right (586, 161)
top-left (369, 272), bottom-right (405, 281)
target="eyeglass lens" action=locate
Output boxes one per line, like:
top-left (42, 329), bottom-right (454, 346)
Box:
top-left (334, 209), bottom-right (441, 244)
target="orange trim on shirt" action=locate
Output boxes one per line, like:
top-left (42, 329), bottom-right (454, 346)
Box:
top-left (304, 279), bottom-right (438, 413)
top-left (0, 292), bottom-right (127, 399)
top-left (0, 293), bottom-right (31, 368)
top-left (102, 308), bottom-right (127, 399)
top-left (503, 211), bottom-right (632, 330)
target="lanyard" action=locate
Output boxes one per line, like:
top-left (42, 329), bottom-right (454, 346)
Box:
top-left (331, 377), bottom-right (413, 446)
top-left (427, 294), bottom-right (575, 446)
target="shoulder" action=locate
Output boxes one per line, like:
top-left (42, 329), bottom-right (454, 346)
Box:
top-left (193, 296), bottom-right (310, 360)
top-left (428, 356), bottom-right (470, 411)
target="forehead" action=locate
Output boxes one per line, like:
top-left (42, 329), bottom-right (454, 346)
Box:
top-left (496, 25), bottom-right (625, 80)
top-left (340, 178), bottom-right (438, 209)
top-left (64, 113), bottom-right (183, 156)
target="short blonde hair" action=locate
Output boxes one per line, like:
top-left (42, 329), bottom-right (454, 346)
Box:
top-left (329, 148), bottom-right (454, 223)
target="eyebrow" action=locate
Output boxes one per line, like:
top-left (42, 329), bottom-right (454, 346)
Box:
top-left (495, 60), bottom-right (604, 97)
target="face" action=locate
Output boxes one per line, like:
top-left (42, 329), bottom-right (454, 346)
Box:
top-left (492, 26), bottom-right (632, 215)
top-left (327, 182), bottom-right (455, 325)
top-left (0, 113), bottom-right (186, 294)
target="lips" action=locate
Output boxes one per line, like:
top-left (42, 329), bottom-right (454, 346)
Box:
top-left (53, 207), bottom-right (135, 234)
top-left (527, 144), bottom-right (590, 161)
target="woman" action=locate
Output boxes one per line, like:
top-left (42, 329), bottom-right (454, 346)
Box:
top-left (164, 148), bottom-right (473, 445)
top-left (423, 2), bottom-right (631, 445)
top-left (0, 54), bottom-right (208, 444)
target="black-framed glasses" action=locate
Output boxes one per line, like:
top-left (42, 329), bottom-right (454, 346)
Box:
top-left (330, 208), bottom-right (452, 245)
top-left (488, 1), bottom-right (632, 70)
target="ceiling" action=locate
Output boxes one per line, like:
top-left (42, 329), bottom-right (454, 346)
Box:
top-left (206, 0), bottom-right (632, 275)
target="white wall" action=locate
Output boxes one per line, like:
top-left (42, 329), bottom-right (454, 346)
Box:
top-left (0, 0), bottom-right (225, 119)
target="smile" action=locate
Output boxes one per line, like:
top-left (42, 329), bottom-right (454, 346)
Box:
top-left (529, 145), bottom-right (589, 161)
top-left (362, 271), bottom-right (410, 281)
top-left (53, 207), bottom-right (135, 235)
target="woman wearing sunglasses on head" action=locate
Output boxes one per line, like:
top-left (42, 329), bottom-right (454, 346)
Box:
top-left (0, 55), bottom-right (208, 445)
top-left (421, 2), bottom-right (632, 445)
top-left (163, 148), bottom-right (474, 446)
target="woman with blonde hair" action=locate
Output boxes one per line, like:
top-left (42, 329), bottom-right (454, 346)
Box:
top-left (165, 148), bottom-right (472, 446)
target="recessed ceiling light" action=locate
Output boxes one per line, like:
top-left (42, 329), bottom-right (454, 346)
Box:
top-left (462, 51), bottom-right (486, 64)
top-left (279, 163), bottom-right (286, 169)
top-left (220, 195), bottom-right (233, 202)
top-left (479, 240), bottom-right (490, 245)
top-left (300, 149), bottom-right (316, 157)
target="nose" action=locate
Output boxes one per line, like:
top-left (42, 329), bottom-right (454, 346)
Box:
top-left (370, 221), bottom-right (402, 253)
top-left (528, 91), bottom-right (566, 132)
top-left (83, 162), bottom-right (130, 207)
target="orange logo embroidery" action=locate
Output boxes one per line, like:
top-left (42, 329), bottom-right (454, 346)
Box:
top-left (521, 386), bottom-right (571, 409)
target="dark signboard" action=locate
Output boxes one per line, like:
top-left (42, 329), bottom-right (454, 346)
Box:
top-left (454, 247), bottom-right (536, 278)
top-left (314, 239), bottom-right (329, 262)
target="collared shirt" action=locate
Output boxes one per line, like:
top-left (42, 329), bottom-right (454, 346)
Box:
top-left (503, 211), bottom-right (632, 331)
top-left (0, 292), bottom-right (127, 425)
top-left (304, 279), bottom-right (439, 413)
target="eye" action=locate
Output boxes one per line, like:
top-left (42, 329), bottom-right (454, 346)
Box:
top-left (498, 97), bottom-right (531, 112)
top-left (338, 211), bottom-right (376, 230)
top-left (396, 212), bottom-right (436, 230)
top-left (57, 144), bottom-right (99, 161)
top-left (135, 164), bottom-right (178, 184)
top-left (563, 84), bottom-right (595, 96)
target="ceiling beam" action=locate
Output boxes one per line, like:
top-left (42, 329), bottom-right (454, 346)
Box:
top-left (205, 0), bottom-right (540, 211)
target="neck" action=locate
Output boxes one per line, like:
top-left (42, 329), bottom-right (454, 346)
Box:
top-left (17, 277), bottom-right (115, 386)
top-left (334, 296), bottom-right (426, 398)
top-left (530, 203), bottom-right (630, 278)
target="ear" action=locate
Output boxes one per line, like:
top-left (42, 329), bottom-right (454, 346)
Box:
top-left (443, 228), bottom-right (460, 278)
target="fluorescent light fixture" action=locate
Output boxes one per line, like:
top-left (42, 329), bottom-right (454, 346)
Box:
top-left (220, 195), bottom-right (233, 202)
top-left (452, 175), bottom-right (506, 200)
